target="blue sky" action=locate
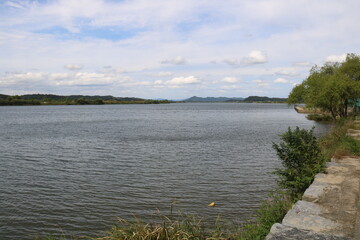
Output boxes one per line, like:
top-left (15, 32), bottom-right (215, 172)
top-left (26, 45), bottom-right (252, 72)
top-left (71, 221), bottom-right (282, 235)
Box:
top-left (0, 0), bottom-right (359, 99)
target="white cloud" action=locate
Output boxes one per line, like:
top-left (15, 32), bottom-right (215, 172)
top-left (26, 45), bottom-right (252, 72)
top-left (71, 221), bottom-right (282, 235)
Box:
top-left (100, 66), bottom-right (128, 74)
top-left (242, 50), bottom-right (268, 65)
top-left (0, 72), bottom-right (47, 85)
top-left (161, 56), bottom-right (186, 65)
top-left (165, 76), bottom-right (199, 85)
top-left (325, 54), bottom-right (347, 63)
top-left (56, 73), bottom-right (112, 85)
top-left (123, 81), bottom-right (151, 86)
top-left (293, 61), bottom-right (312, 67)
top-left (0, 71), bottom-right (129, 87)
top-left (221, 77), bottom-right (239, 83)
top-left (274, 78), bottom-right (289, 84)
top-left (1, 0), bottom-right (360, 98)
top-left (5, 1), bottom-right (27, 9)
top-left (254, 80), bottom-right (269, 87)
top-left (223, 51), bottom-right (267, 67)
top-left (220, 85), bottom-right (241, 90)
top-left (223, 58), bottom-right (240, 66)
top-left (49, 73), bottom-right (69, 80)
top-left (64, 64), bottom-right (83, 71)
top-left (153, 72), bottom-right (174, 77)
top-left (275, 69), bottom-right (298, 76)
top-left (154, 80), bottom-right (163, 85)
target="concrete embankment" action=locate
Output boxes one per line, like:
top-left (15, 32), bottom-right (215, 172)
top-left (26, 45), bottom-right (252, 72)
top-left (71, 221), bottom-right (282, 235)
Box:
top-left (294, 106), bottom-right (324, 114)
top-left (266, 117), bottom-right (360, 240)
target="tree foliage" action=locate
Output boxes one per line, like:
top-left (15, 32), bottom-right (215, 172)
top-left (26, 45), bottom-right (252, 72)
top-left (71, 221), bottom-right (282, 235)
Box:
top-left (0, 94), bottom-right (171, 106)
top-left (288, 53), bottom-right (360, 119)
top-left (272, 127), bottom-right (326, 200)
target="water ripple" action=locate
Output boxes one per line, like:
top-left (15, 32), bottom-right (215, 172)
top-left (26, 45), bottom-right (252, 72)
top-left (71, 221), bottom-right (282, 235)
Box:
top-left (0, 103), bottom-right (330, 239)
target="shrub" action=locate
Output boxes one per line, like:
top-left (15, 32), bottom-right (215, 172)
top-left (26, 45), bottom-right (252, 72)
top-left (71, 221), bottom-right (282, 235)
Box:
top-left (272, 127), bottom-right (326, 200)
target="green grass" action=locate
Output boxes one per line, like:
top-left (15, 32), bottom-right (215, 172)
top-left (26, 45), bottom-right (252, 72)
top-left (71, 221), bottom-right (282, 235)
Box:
top-left (319, 116), bottom-right (360, 159)
top-left (93, 192), bottom-right (292, 240)
top-left (306, 113), bottom-right (333, 122)
top-left (239, 192), bottom-right (293, 240)
top-left (96, 215), bottom-right (229, 240)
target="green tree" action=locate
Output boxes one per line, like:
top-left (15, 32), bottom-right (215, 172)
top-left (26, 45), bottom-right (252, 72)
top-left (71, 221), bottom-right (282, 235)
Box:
top-left (272, 127), bottom-right (326, 200)
top-left (75, 98), bottom-right (90, 105)
top-left (94, 99), bottom-right (104, 104)
top-left (288, 53), bottom-right (360, 119)
top-left (287, 84), bottom-right (306, 104)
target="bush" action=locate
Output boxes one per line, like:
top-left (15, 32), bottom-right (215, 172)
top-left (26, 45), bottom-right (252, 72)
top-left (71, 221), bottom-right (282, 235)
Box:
top-left (272, 127), bottom-right (326, 200)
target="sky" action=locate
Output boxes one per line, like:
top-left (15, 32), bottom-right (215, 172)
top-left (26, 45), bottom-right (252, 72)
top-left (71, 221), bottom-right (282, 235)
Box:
top-left (0, 0), bottom-right (359, 99)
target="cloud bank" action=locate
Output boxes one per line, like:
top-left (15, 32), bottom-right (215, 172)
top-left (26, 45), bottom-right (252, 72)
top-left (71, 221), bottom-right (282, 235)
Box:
top-left (0, 0), bottom-right (359, 98)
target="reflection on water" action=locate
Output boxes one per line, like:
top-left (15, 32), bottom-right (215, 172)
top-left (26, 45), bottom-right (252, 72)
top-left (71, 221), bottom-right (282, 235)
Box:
top-left (0, 103), bottom-right (330, 239)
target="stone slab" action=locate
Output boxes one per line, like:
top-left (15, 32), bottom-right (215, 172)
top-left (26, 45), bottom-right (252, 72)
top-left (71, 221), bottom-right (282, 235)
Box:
top-left (315, 173), bottom-right (345, 185)
top-left (303, 182), bottom-right (333, 203)
top-left (266, 223), bottom-right (351, 240)
top-left (282, 201), bottom-right (340, 233)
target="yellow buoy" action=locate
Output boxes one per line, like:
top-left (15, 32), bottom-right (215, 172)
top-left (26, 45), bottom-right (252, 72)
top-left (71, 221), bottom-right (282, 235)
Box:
top-left (208, 202), bottom-right (216, 207)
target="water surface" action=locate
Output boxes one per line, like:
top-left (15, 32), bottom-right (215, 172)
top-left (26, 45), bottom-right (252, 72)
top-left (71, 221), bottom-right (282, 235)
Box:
top-left (0, 103), bottom-right (329, 239)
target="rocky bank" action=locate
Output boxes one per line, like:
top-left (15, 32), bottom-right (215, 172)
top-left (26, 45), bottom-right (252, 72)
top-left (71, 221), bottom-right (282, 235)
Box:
top-left (266, 117), bottom-right (360, 240)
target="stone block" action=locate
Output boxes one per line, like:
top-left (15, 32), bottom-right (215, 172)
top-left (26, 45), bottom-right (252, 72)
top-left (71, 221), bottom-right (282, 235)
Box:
top-left (302, 183), bottom-right (329, 202)
top-left (266, 223), bottom-right (351, 240)
top-left (282, 201), bottom-right (340, 233)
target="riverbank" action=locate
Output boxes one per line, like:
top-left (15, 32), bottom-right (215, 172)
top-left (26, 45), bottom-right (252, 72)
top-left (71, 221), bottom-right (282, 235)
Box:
top-left (294, 106), bottom-right (323, 114)
top-left (266, 116), bottom-right (360, 239)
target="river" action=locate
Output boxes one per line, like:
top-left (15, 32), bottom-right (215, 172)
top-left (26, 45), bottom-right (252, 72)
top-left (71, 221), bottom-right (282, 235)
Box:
top-left (0, 103), bottom-right (330, 239)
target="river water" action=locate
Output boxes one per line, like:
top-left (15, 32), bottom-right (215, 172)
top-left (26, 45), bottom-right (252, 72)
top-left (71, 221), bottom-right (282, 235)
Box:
top-left (0, 103), bottom-right (330, 239)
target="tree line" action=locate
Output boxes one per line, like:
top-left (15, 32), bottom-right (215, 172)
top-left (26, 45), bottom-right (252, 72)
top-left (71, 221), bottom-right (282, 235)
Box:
top-left (288, 53), bottom-right (360, 119)
top-left (0, 94), bottom-right (171, 106)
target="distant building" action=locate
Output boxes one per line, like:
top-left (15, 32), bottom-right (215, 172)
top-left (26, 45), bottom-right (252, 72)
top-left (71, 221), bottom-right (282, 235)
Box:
top-left (356, 99), bottom-right (360, 111)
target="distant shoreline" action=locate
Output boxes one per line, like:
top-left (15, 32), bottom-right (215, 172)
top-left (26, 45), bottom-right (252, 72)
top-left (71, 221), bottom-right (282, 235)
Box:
top-left (0, 94), bottom-right (172, 106)
top-left (0, 94), bottom-right (288, 106)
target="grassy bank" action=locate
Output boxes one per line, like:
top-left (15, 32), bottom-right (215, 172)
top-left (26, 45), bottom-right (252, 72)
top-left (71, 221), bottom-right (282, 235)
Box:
top-left (94, 192), bottom-right (292, 240)
top-left (319, 116), bottom-right (360, 159)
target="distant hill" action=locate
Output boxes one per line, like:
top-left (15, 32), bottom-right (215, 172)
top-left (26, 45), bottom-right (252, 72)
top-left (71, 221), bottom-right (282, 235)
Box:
top-left (243, 96), bottom-right (287, 102)
top-left (0, 94), bottom-right (9, 100)
top-left (183, 96), bottom-right (286, 102)
top-left (0, 94), bottom-right (171, 106)
top-left (184, 96), bottom-right (244, 102)
top-left (18, 94), bottom-right (144, 102)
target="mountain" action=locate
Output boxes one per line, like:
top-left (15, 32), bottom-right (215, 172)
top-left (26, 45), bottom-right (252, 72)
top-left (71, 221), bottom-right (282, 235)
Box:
top-left (243, 96), bottom-right (287, 102)
top-left (9, 94), bottom-right (144, 102)
top-left (0, 94), bottom-right (9, 100)
top-left (0, 94), bottom-right (172, 106)
top-left (184, 96), bottom-right (244, 102)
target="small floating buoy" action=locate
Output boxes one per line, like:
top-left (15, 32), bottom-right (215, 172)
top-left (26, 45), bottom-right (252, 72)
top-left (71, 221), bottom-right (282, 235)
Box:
top-left (208, 202), bottom-right (216, 207)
